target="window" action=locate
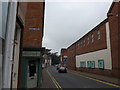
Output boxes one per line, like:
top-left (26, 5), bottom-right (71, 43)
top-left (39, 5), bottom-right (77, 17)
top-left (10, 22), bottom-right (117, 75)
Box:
top-left (98, 60), bottom-right (104, 69)
top-left (80, 61), bottom-right (86, 68)
top-left (91, 34), bottom-right (94, 43)
top-left (78, 43), bottom-right (80, 48)
top-left (97, 30), bottom-right (101, 40)
top-left (81, 41), bottom-right (83, 47)
top-left (28, 61), bottom-right (37, 77)
top-left (91, 61), bottom-right (95, 68)
top-left (79, 42), bottom-right (81, 48)
top-left (87, 61), bottom-right (91, 68)
top-left (87, 61), bottom-right (95, 68)
top-left (87, 37), bottom-right (89, 45)
top-left (84, 40), bottom-right (85, 46)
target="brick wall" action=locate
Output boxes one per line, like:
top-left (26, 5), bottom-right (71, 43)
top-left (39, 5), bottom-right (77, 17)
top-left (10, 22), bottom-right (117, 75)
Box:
top-left (67, 2), bottom-right (120, 78)
top-left (119, 2), bottom-right (120, 79)
top-left (108, 2), bottom-right (119, 77)
top-left (67, 44), bottom-right (76, 70)
top-left (75, 20), bottom-right (107, 55)
top-left (22, 2), bottom-right (44, 47)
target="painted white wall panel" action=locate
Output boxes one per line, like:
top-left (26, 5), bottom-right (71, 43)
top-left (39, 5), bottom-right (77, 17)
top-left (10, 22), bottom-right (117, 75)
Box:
top-left (76, 22), bottom-right (112, 70)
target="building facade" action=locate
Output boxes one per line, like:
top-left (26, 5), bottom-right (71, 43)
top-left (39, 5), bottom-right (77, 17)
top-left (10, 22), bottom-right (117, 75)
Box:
top-left (66, 2), bottom-right (120, 78)
top-left (1, 1), bottom-right (27, 89)
top-left (60, 48), bottom-right (68, 67)
top-left (18, 2), bottom-right (45, 88)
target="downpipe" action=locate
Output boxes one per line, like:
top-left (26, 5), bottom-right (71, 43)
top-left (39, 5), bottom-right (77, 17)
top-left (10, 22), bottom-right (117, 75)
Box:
top-left (3, 1), bottom-right (18, 88)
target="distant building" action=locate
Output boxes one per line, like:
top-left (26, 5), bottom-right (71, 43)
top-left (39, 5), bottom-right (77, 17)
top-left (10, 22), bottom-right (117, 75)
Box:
top-left (43, 49), bottom-right (52, 68)
top-left (18, 2), bottom-right (45, 88)
top-left (66, 1), bottom-right (120, 78)
top-left (60, 48), bottom-right (68, 66)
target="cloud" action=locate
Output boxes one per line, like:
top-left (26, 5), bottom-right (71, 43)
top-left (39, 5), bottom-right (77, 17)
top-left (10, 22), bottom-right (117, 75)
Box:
top-left (42, 1), bottom-right (112, 54)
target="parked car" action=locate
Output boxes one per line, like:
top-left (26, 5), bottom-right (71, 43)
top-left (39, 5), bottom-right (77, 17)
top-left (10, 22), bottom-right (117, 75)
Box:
top-left (58, 66), bottom-right (67, 73)
top-left (56, 64), bottom-right (60, 70)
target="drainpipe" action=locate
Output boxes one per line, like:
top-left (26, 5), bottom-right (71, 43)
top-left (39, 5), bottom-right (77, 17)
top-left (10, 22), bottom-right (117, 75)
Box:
top-left (3, 1), bottom-right (18, 88)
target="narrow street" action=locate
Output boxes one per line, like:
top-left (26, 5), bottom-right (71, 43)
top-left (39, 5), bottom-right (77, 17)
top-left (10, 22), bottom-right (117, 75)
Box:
top-left (46, 66), bottom-right (119, 88)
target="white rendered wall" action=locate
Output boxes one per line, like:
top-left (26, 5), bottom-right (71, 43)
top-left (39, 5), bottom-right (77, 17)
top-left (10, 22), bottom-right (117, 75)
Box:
top-left (76, 22), bottom-right (112, 70)
top-left (12, 28), bottom-right (21, 88)
top-left (3, 2), bottom-right (18, 88)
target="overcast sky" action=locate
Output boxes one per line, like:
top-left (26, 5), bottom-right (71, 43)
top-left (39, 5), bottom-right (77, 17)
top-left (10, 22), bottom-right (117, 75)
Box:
top-left (42, 0), bottom-right (113, 54)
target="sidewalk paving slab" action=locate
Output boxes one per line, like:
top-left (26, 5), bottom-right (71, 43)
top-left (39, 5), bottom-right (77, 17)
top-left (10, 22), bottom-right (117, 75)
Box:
top-left (40, 68), bottom-right (56, 88)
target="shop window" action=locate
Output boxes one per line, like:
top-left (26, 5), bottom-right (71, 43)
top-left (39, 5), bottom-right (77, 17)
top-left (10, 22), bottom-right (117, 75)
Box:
top-left (97, 30), bottom-right (101, 40)
top-left (28, 61), bottom-right (37, 77)
top-left (98, 60), bottom-right (104, 69)
top-left (80, 61), bottom-right (86, 68)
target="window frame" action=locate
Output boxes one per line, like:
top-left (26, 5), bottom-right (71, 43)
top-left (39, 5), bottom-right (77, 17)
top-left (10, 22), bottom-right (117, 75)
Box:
top-left (87, 37), bottom-right (89, 45)
top-left (80, 61), bottom-right (86, 68)
top-left (97, 30), bottom-right (101, 40)
top-left (98, 60), bottom-right (104, 69)
top-left (91, 34), bottom-right (94, 43)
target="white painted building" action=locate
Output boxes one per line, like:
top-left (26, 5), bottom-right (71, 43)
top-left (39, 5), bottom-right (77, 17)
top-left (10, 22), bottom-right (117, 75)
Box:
top-left (76, 22), bottom-right (112, 70)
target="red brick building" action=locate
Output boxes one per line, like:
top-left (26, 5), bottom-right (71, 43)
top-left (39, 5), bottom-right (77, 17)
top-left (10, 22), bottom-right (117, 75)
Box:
top-left (60, 48), bottom-right (68, 65)
top-left (66, 1), bottom-right (120, 78)
top-left (18, 2), bottom-right (45, 88)
top-left (23, 2), bottom-right (45, 47)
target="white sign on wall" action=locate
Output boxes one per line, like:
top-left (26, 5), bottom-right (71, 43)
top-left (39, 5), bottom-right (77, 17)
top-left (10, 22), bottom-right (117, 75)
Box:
top-left (22, 51), bottom-right (41, 56)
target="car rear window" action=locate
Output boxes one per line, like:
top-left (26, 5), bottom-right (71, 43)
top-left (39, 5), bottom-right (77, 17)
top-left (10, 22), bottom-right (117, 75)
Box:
top-left (60, 67), bottom-right (65, 69)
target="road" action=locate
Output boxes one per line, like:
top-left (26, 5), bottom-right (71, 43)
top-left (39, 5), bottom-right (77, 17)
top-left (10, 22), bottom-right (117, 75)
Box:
top-left (48, 66), bottom-right (119, 88)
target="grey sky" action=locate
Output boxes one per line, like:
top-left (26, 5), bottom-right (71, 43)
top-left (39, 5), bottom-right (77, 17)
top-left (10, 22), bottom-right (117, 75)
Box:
top-left (42, 0), bottom-right (113, 54)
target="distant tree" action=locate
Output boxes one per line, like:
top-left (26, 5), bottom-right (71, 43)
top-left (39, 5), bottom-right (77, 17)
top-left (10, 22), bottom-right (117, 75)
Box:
top-left (51, 53), bottom-right (60, 65)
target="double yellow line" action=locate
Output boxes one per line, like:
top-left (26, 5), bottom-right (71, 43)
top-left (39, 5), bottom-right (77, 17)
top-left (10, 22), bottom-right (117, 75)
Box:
top-left (47, 70), bottom-right (62, 90)
top-left (69, 71), bottom-right (120, 88)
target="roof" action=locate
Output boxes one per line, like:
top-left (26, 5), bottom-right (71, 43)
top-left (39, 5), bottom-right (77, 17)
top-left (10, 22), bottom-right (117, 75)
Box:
top-left (107, 1), bottom-right (115, 15)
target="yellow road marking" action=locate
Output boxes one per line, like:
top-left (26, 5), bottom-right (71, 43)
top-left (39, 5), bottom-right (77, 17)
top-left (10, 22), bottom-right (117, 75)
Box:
top-left (47, 69), bottom-right (62, 90)
top-left (69, 71), bottom-right (120, 88)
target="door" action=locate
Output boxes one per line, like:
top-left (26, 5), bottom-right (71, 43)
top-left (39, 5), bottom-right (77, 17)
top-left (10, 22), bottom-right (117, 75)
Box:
top-left (27, 60), bottom-right (38, 88)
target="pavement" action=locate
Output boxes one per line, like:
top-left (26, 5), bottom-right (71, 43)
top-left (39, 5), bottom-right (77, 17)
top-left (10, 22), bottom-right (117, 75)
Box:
top-left (69, 69), bottom-right (120, 85)
top-left (40, 67), bottom-right (56, 88)
top-left (40, 66), bottom-right (120, 88)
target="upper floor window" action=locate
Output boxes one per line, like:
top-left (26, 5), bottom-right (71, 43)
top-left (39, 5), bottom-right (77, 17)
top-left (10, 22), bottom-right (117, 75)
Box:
top-left (87, 37), bottom-right (89, 45)
top-left (91, 34), bottom-right (94, 43)
top-left (77, 43), bottom-right (80, 48)
top-left (97, 30), bottom-right (101, 40)
top-left (84, 40), bottom-right (85, 46)
top-left (81, 41), bottom-right (83, 47)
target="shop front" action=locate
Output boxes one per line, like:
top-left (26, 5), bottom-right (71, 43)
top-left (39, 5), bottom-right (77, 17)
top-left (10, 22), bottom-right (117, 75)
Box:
top-left (19, 47), bottom-right (44, 88)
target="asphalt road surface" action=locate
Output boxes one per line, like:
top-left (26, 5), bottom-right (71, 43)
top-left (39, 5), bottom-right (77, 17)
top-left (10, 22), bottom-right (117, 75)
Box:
top-left (48, 66), bottom-right (118, 88)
